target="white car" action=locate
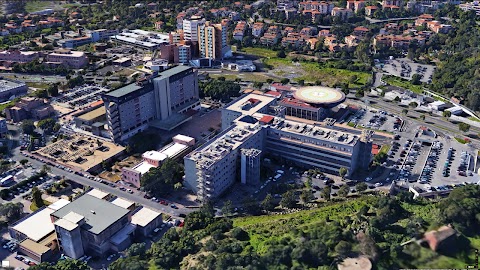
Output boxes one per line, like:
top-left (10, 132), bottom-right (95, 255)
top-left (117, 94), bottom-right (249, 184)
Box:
top-left (374, 182), bottom-right (383, 187)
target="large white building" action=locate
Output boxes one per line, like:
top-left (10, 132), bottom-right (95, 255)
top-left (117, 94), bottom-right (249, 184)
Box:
top-left (182, 16), bottom-right (205, 42)
top-left (184, 93), bottom-right (372, 201)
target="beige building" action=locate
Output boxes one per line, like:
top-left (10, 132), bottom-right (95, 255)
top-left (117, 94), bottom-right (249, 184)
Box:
top-left (198, 21), bottom-right (227, 60)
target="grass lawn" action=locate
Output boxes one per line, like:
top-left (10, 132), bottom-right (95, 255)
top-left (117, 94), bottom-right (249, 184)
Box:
top-left (26, 82), bottom-right (50, 90)
top-left (209, 73), bottom-right (274, 82)
top-left (263, 57), bottom-right (371, 87)
top-left (0, 100), bottom-right (17, 112)
top-left (468, 116), bottom-right (480, 122)
top-left (379, 144), bottom-right (391, 154)
top-left (240, 47), bottom-right (278, 58)
top-left (383, 76), bottom-right (424, 94)
top-left (30, 200), bottom-right (51, 211)
top-left (454, 137), bottom-right (470, 144)
top-left (25, 1), bottom-right (51, 13)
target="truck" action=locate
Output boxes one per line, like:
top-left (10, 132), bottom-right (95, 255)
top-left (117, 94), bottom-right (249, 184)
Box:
top-left (0, 175), bottom-right (14, 187)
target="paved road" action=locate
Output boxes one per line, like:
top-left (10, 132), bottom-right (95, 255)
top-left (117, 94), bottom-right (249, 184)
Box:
top-left (9, 147), bottom-right (194, 218)
top-left (366, 16), bottom-right (418, 24)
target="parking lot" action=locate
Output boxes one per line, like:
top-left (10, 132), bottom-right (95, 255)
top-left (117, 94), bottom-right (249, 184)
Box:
top-left (349, 108), bottom-right (403, 133)
top-left (54, 85), bottom-right (107, 108)
top-left (381, 58), bottom-right (435, 83)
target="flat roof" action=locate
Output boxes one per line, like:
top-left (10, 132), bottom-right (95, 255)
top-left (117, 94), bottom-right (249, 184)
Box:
top-left (161, 142), bottom-right (188, 158)
top-left (12, 208), bottom-right (56, 242)
top-left (131, 207), bottom-right (161, 227)
top-left (155, 65), bottom-right (192, 79)
top-left (87, 189), bottom-right (109, 200)
top-left (293, 86), bottom-right (345, 105)
top-left (103, 83), bottom-right (143, 98)
top-left (19, 239), bottom-right (50, 255)
top-left (111, 198), bottom-right (135, 209)
top-left (77, 107), bottom-right (106, 121)
top-left (51, 194), bottom-right (130, 235)
top-left (54, 218), bottom-right (78, 231)
top-left (63, 211), bottom-right (84, 224)
top-left (225, 93), bottom-right (275, 116)
top-left (132, 161), bottom-right (156, 174)
top-left (142, 150), bottom-right (167, 161)
top-left (47, 199), bottom-right (70, 211)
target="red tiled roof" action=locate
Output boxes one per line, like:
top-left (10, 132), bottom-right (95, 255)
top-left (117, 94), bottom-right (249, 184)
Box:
top-left (265, 91), bottom-right (282, 97)
top-left (259, 115), bottom-right (274, 124)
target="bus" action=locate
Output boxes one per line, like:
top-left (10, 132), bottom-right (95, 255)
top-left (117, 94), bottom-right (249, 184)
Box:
top-left (0, 175), bottom-right (14, 186)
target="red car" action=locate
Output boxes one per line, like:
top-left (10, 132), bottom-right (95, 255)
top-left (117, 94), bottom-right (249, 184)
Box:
top-left (159, 200), bottom-right (168, 205)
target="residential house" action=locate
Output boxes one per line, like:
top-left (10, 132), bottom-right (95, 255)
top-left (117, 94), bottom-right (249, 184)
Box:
top-left (252, 22), bottom-right (265, 37)
top-left (331, 7), bottom-right (353, 20)
top-left (365, 6), bottom-right (378, 16)
top-left (347, 0), bottom-right (366, 13)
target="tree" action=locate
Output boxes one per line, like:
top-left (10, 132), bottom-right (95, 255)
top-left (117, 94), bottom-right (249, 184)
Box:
top-left (419, 114), bottom-right (426, 121)
top-left (443, 110), bottom-right (452, 117)
top-left (411, 74), bottom-right (422, 85)
top-left (41, 164), bottom-right (51, 174)
top-left (266, 78), bottom-right (274, 84)
top-left (0, 202), bottom-right (23, 222)
top-left (260, 194), bottom-right (275, 211)
top-left (337, 185), bottom-right (350, 197)
top-left (438, 185), bottom-right (480, 233)
top-left (298, 79), bottom-right (305, 86)
top-left (221, 200), bottom-right (234, 216)
top-left (408, 101), bottom-right (418, 108)
top-left (459, 122), bottom-right (471, 132)
top-left (20, 159), bottom-right (28, 166)
top-left (280, 190), bottom-right (296, 208)
top-left (280, 78), bottom-right (290, 85)
top-left (339, 167), bottom-right (348, 179)
top-left (109, 257), bottom-right (147, 270)
top-left (202, 80), bottom-right (241, 102)
top-left (47, 83), bottom-right (59, 96)
top-left (53, 260), bottom-right (89, 270)
top-left (276, 50), bottom-right (286, 58)
top-left (356, 182), bottom-right (368, 193)
top-left (126, 243), bottom-right (146, 258)
top-left (300, 189), bottom-right (314, 204)
top-left (32, 187), bottom-right (44, 208)
top-left (37, 118), bottom-right (56, 132)
top-left (394, 96), bottom-right (401, 102)
top-left (21, 120), bottom-right (35, 135)
top-left (335, 241), bottom-right (352, 258)
top-left (253, 81), bottom-right (264, 89)
top-left (402, 109), bottom-right (408, 115)
top-left (141, 158), bottom-right (183, 196)
top-left (321, 186), bottom-right (331, 201)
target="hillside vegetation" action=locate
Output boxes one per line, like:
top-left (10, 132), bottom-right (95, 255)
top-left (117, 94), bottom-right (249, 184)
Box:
top-left (107, 185), bottom-right (480, 270)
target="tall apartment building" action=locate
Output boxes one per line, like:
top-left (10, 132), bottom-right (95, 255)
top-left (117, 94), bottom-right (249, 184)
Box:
top-left (198, 21), bottom-right (227, 60)
top-left (184, 93), bottom-right (372, 201)
top-left (183, 16), bottom-right (205, 42)
top-left (101, 66), bottom-right (199, 142)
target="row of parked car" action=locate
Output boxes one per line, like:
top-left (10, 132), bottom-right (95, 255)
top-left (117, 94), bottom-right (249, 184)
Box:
top-left (419, 141), bottom-right (443, 183)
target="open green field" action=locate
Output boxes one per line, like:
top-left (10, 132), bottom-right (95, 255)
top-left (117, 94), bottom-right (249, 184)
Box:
top-left (25, 1), bottom-right (51, 13)
top-left (383, 75), bottom-right (424, 94)
top-left (240, 47), bottom-right (278, 58)
top-left (264, 57), bottom-right (371, 87)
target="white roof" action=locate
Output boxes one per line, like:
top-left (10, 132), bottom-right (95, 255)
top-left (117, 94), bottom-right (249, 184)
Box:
top-left (87, 189), bottom-right (109, 199)
top-left (54, 218), bottom-right (78, 231)
top-left (112, 198), bottom-right (134, 209)
top-left (132, 161), bottom-right (156, 174)
top-left (142, 150), bottom-right (167, 161)
top-left (161, 143), bottom-right (188, 158)
top-left (430, 101), bottom-right (445, 106)
top-left (173, 134), bottom-right (195, 143)
top-left (131, 207), bottom-right (161, 227)
top-left (47, 199), bottom-right (70, 211)
top-left (63, 211), bottom-right (84, 224)
top-left (12, 208), bottom-right (55, 242)
top-left (446, 106), bottom-right (463, 112)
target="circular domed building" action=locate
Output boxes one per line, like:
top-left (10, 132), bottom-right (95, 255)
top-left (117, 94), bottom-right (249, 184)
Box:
top-left (279, 86), bottom-right (346, 121)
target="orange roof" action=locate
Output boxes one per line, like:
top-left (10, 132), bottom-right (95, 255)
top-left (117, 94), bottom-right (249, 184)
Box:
top-left (90, 100), bottom-right (104, 107)
top-left (259, 115), bottom-right (275, 124)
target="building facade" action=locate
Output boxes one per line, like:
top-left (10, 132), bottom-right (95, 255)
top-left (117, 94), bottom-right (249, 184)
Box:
top-left (184, 93), bottom-right (372, 201)
top-left (102, 66), bottom-right (199, 142)
top-left (198, 21), bottom-right (227, 60)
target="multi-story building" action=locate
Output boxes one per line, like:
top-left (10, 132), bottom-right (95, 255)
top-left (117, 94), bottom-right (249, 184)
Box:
top-left (45, 49), bottom-right (88, 69)
top-left (373, 34), bottom-right (426, 51)
top-left (347, 0), bottom-right (366, 12)
top-left (174, 44), bottom-right (192, 64)
top-left (252, 22), bottom-right (265, 37)
top-left (5, 97), bottom-right (54, 122)
top-left (0, 50), bottom-right (39, 63)
top-left (331, 7), bottom-right (354, 20)
top-left (185, 93), bottom-right (372, 201)
top-left (91, 29), bottom-right (119, 42)
top-left (0, 78), bottom-right (27, 103)
top-left (233, 21), bottom-right (247, 41)
top-left (183, 15), bottom-right (205, 42)
top-left (110, 29), bottom-right (170, 51)
top-left (459, 1), bottom-right (480, 15)
top-left (101, 66), bottom-right (199, 142)
top-left (198, 21), bottom-right (227, 60)
top-left (365, 5), bottom-right (378, 16)
top-left (63, 36), bottom-right (92, 48)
